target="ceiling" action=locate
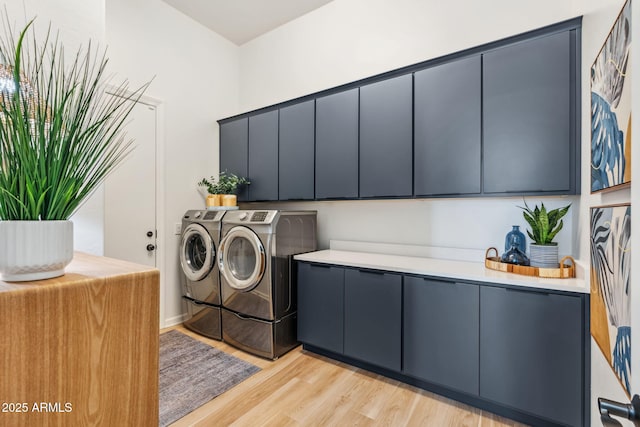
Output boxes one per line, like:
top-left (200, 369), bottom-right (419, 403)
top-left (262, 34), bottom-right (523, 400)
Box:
top-left (161, 0), bottom-right (334, 45)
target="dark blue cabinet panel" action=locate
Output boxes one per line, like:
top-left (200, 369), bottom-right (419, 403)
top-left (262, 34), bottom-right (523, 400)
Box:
top-left (297, 263), bottom-right (344, 354)
top-left (279, 100), bottom-right (315, 200)
top-left (219, 118), bottom-right (249, 201)
top-left (480, 286), bottom-right (583, 426)
top-left (414, 56), bottom-right (481, 196)
top-left (403, 277), bottom-right (479, 395)
top-left (359, 75), bottom-right (413, 197)
top-left (315, 89), bottom-right (359, 199)
top-left (248, 110), bottom-right (279, 201)
top-left (483, 31), bottom-right (574, 194)
top-left (344, 269), bottom-right (402, 371)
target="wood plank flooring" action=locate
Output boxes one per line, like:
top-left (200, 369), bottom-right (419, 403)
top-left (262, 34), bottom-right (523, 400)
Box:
top-left (165, 325), bottom-right (527, 426)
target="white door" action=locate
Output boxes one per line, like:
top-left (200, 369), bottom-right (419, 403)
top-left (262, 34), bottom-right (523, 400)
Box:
top-left (104, 100), bottom-right (157, 267)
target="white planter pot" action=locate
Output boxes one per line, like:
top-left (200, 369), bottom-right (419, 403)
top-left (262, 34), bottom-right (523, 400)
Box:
top-left (0, 220), bottom-right (73, 282)
top-left (529, 243), bottom-right (559, 268)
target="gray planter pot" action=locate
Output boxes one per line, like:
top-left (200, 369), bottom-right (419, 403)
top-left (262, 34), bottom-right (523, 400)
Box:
top-left (529, 243), bottom-right (559, 268)
top-left (0, 220), bottom-right (74, 281)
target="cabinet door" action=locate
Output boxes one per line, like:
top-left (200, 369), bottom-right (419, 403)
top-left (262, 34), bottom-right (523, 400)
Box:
top-left (219, 118), bottom-right (248, 201)
top-left (414, 56), bottom-right (481, 196)
top-left (344, 269), bottom-right (401, 371)
top-left (297, 263), bottom-right (344, 354)
top-left (315, 89), bottom-right (359, 199)
top-left (483, 31), bottom-right (573, 194)
top-left (279, 100), bottom-right (315, 200)
top-left (480, 286), bottom-right (583, 426)
top-left (248, 110), bottom-right (279, 201)
top-left (359, 75), bottom-right (413, 198)
top-left (403, 277), bottom-right (479, 395)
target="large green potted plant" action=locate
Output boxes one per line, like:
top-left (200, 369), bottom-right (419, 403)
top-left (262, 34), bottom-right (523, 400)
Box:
top-left (518, 200), bottom-right (571, 268)
top-left (0, 20), bottom-right (147, 281)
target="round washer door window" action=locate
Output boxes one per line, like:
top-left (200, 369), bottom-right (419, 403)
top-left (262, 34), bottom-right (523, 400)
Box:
top-left (218, 226), bottom-right (266, 291)
top-left (180, 223), bottom-right (215, 281)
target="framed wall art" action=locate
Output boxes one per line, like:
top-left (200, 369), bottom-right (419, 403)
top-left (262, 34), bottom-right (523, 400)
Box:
top-left (590, 204), bottom-right (631, 396)
top-left (591, 0), bottom-right (632, 192)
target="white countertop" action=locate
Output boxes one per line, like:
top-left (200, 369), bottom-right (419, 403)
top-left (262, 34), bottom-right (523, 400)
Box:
top-left (294, 249), bottom-right (589, 294)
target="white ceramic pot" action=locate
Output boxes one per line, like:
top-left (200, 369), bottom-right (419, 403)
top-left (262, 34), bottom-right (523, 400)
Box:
top-left (529, 243), bottom-right (559, 268)
top-left (0, 220), bottom-right (74, 281)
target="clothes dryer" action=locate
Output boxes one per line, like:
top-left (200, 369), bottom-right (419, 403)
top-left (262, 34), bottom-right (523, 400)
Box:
top-left (180, 209), bottom-right (225, 339)
top-left (218, 210), bottom-right (317, 359)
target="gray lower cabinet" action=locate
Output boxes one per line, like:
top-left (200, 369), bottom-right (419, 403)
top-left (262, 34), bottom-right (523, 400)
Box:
top-left (297, 263), bottom-right (344, 354)
top-left (403, 277), bottom-right (479, 395)
top-left (359, 74), bottom-right (413, 198)
top-left (483, 30), bottom-right (575, 194)
top-left (315, 89), bottom-right (359, 199)
top-left (219, 118), bottom-right (248, 201)
top-left (480, 286), bottom-right (583, 426)
top-left (279, 100), bottom-right (315, 200)
top-left (344, 269), bottom-right (402, 371)
top-left (248, 110), bottom-right (279, 201)
top-left (414, 56), bottom-right (481, 196)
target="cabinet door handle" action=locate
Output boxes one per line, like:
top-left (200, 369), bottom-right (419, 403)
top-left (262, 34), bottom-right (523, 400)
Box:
top-left (505, 287), bottom-right (550, 296)
top-left (358, 269), bottom-right (385, 276)
top-left (311, 263), bottom-right (333, 269)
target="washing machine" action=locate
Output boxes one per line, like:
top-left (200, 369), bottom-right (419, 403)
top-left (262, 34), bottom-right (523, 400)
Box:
top-left (218, 210), bottom-right (317, 359)
top-left (180, 209), bottom-right (226, 339)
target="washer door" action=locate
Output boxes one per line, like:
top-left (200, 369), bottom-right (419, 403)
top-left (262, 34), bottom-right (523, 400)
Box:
top-left (180, 223), bottom-right (215, 281)
top-left (218, 226), bottom-right (266, 291)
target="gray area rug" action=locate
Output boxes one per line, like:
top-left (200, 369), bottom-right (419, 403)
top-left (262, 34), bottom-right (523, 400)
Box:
top-left (159, 330), bottom-right (261, 426)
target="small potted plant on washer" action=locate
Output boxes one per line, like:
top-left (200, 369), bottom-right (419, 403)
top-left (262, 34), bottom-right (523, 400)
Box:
top-left (518, 200), bottom-right (571, 268)
top-left (198, 171), bottom-right (249, 208)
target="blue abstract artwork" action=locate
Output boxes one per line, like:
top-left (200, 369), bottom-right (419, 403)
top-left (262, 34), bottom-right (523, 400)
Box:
top-left (591, 205), bottom-right (632, 396)
top-left (591, 0), bottom-right (632, 192)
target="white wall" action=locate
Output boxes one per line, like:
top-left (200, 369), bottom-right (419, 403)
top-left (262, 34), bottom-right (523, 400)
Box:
top-left (237, 0), bottom-right (580, 262)
top-left (105, 0), bottom-right (239, 326)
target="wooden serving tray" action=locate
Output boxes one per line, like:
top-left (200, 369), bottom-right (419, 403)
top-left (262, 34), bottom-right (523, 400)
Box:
top-left (484, 247), bottom-right (576, 279)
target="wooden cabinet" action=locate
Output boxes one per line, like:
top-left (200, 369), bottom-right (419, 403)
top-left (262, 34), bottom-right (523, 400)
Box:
top-left (480, 285), bottom-right (584, 426)
top-left (414, 56), bottom-right (481, 196)
top-left (344, 269), bottom-right (401, 371)
top-left (359, 75), bottom-right (413, 198)
top-left (315, 89), bottom-right (359, 199)
top-left (248, 110), bottom-right (279, 201)
top-left (0, 253), bottom-right (159, 427)
top-left (403, 277), bottom-right (479, 395)
top-left (483, 30), bottom-right (577, 194)
top-left (219, 118), bottom-right (248, 201)
top-left (279, 100), bottom-right (315, 200)
top-left (297, 262), bottom-right (344, 354)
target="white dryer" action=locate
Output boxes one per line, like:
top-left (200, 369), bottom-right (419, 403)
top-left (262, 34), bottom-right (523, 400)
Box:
top-left (218, 210), bottom-right (317, 359)
top-left (180, 209), bottom-right (225, 339)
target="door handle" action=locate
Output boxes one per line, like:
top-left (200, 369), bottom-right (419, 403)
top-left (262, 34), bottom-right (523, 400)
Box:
top-left (146, 244), bottom-right (156, 252)
top-left (598, 395), bottom-right (640, 426)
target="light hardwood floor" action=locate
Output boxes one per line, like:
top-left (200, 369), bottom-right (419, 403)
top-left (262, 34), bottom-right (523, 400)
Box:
top-left (165, 325), bottom-right (527, 426)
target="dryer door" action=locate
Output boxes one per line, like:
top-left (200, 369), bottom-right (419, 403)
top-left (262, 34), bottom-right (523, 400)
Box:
top-left (180, 223), bottom-right (215, 282)
top-left (218, 226), bottom-right (266, 291)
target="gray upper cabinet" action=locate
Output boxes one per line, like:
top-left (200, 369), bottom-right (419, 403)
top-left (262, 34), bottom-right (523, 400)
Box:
top-left (279, 100), bottom-right (315, 200)
top-left (315, 89), bottom-right (359, 199)
top-left (480, 286), bottom-right (583, 426)
top-left (483, 31), bottom-right (574, 194)
top-left (359, 75), bottom-right (413, 198)
top-left (403, 277), bottom-right (479, 395)
top-left (414, 56), bottom-right (481, 196)
top-left (219, 118), bottom-right (249, 201)
top-left (344, 269), bottom-right (402, 371)
top-left (248, 110), bottom-right (279, 201)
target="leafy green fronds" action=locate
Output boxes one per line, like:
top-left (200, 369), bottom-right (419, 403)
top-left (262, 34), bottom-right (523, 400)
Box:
top-left (0, 16), bottom-right (150, 220)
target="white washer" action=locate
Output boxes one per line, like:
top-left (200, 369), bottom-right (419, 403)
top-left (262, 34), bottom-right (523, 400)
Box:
top-left (180, 209), bottom-right (225, 339)
top-left (218, 210), bottom-right (317, 359)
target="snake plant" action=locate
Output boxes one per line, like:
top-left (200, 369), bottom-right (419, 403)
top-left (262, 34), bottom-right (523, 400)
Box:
top-left (0, 18), bottom-right (149, 220)
top-left (519, 200), bottom-right (571, 245)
